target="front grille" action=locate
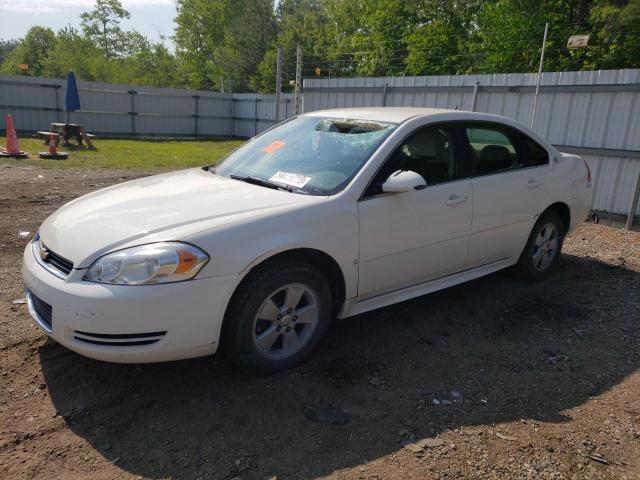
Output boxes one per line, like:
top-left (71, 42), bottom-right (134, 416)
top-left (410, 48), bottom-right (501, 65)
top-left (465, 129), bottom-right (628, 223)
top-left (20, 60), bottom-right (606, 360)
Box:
top-left (73, 330), bottom-right (167, 347)
top-left (43, 248), bottom-right (74, 275)
top-left (28, 291), bottom-right (52, 332)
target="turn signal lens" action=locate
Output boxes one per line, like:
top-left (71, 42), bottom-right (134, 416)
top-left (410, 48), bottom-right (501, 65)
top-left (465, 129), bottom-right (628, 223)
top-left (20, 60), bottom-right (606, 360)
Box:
top-left (83, 242), bottom-right (209, 285)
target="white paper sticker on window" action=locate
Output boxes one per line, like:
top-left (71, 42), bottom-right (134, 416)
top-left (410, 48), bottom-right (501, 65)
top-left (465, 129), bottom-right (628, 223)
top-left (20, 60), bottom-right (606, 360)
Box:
top-left (269, 171), bottom-right (311, 188)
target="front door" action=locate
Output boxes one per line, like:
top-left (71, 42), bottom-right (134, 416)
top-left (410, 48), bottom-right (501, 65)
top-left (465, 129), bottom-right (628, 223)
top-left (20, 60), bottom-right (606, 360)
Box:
top-left (357, 124), bottom-right (473, 298)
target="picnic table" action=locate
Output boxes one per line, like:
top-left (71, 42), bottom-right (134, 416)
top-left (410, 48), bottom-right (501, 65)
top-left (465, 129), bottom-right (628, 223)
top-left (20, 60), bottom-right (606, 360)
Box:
top-left (38, 123), bottom-right (94, 148)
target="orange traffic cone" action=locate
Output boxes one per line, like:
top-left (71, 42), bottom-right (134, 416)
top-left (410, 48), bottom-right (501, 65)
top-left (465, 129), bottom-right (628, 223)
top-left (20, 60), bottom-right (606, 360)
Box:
top-left (39, 133), bottom-right (68, 159)
top-left (1, 114), bottom-right (29, 158)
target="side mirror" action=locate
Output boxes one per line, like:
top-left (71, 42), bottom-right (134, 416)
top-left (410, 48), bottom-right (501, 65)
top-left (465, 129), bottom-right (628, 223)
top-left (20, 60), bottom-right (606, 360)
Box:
top-left (381, 170), bottom-right (427, 193)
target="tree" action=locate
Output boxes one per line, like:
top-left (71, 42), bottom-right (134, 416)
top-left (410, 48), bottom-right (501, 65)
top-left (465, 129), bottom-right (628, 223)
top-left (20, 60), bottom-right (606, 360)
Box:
top-left (215, 0), bottom-right (277, 91)
top-left (116, 41), bottom-right (182, 87)
top-left (469, 0), bottom-right (547, 74)
top-left (174, 0), bottom-right (230, 89)
top-left (3, 0), bottom-right (639, 90)
top-left (41, 26), bottom-right (102, 81)
top-left (0, 26), bottom-right (55, 76)
top-left (175, 0), bottom-right (276, 91)
top-left (0, 39), bottom-right (19, 64)
top-left (586, 0), bottom-right (640, 69)
top-left (252, 0), bottom-right (330, 92)
top-left (80, 0), bottom-right (134, 58)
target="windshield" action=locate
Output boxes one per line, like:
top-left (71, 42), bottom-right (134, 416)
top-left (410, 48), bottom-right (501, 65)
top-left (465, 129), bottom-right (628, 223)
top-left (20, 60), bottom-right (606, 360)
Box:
top-left (213, 116), bottom-right (397, 195)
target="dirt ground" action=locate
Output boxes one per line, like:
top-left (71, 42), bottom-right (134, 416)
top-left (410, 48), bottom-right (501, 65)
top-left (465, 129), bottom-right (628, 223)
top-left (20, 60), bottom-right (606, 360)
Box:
top-left (1, 163), bottom-right (639, 480)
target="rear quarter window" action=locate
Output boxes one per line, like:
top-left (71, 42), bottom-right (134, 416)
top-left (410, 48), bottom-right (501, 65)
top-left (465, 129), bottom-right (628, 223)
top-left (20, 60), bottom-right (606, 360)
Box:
top-left (521, 136), bottom-right (549, 166)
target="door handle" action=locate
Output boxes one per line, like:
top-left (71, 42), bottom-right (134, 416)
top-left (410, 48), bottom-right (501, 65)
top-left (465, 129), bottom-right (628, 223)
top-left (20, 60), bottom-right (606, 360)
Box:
top-left (445, 194), bottom-right (468, 206)
top-left (527, 179), bottom-right (542, 189)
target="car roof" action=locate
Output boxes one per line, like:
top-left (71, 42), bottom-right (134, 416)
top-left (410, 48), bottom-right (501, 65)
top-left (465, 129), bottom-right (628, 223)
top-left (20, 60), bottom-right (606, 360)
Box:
top-left (301, 107), bottom-right (558, 154)
top-left (302, 107), bottom-right (485, 123)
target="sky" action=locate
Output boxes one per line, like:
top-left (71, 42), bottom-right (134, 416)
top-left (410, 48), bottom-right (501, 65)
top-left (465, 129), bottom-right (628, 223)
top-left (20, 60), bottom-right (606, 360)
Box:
top-left (0, 0), bottom-right (178, 45)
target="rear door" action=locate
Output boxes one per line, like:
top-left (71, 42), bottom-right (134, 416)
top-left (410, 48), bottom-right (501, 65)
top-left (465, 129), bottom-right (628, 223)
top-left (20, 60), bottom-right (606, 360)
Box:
top-left (462, 122), bottom-right (553, 268)
top-left (357, 123), bottom-right (473, 298)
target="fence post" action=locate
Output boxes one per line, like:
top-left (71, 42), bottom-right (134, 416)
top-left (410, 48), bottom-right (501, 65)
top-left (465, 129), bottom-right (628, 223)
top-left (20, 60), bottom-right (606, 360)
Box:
top-left (41, 83), bottom-right (62, 122)
top-left (254, 98), bottom-right (259, 136)
top-left (472, 81), bottom-right (480, 111)
top-left (530, 22), bottom-right (549, 129)
top-left (230, 97), bottom-right (236, 137)
top-left (128, 90), bottom-right (137, 136)
top-left (294, 45), bottom-right (302, 115)
top-left (626, 170), bottom-right (640, 230)
top-left (382, 83), bottom-right (389, 106)
top-left (275, 47), bottom-right (282, 122)
top-left (54, 84), bottom-right (61, 122)
top-left (192, 95), bottom-right (200, 137)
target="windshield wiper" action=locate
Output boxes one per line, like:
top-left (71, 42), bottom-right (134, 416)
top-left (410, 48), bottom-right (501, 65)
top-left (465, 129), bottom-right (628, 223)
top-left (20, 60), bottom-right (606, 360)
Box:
top-left (229, 174), bottom-right (293, 192)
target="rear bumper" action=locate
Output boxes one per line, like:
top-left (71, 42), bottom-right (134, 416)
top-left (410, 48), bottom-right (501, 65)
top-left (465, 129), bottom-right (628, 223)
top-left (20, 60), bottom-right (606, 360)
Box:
top-left (22, 240), bottom-right (239, 363)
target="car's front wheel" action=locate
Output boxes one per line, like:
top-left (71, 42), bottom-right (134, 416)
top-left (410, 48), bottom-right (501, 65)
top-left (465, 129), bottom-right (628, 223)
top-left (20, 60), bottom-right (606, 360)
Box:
top-left (516, 210), bottom-right (565, 281)
top-left (223, 261), bottom-right (332, 374)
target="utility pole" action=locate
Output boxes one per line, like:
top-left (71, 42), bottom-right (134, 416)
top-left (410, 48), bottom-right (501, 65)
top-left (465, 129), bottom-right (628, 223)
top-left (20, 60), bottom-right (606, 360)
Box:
top-left (530, 22), bottom-right (549, 129)
top-left (220, 77), bottom-right (224, 93)
top-left (294, 45), bottom-right (303, 115)
top-left (275, 46), bottom-right (282, 123)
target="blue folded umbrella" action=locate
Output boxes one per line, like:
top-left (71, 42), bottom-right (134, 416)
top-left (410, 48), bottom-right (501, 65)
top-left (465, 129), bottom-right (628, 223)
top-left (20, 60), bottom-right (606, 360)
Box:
top-left (64, 71), bottom-right (80, 122)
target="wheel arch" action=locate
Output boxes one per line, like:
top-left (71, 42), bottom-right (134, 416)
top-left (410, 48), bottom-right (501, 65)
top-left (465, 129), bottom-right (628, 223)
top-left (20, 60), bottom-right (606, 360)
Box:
top-left (543, 201), bottom-right (571, 234)
top-left (223, 248), bottom-right (347, 327)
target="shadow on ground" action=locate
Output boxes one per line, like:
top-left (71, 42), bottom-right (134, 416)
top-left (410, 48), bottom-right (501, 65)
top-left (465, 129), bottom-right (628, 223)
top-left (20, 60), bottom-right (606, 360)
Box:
top-left (40, 254), bottom-right (640, 479)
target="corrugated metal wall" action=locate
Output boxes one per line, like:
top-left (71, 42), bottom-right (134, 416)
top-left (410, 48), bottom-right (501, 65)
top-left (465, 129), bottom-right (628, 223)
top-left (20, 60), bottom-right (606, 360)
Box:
top-left (0, 74), bottom-right (293, 138)
top-left (232, 93), bottom-right (295, 137)
top-left (302, 69), bottom-right (640, 218)
top-left (2, 70), bottom-right (639, 218)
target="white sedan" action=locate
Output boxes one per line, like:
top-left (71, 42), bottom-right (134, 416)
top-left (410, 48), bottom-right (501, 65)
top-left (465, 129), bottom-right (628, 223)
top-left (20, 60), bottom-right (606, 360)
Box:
top-left (22, 108), bottom-right (593, 373)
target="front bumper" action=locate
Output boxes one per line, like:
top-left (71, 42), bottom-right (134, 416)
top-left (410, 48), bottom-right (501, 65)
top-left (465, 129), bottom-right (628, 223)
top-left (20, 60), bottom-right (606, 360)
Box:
top-left (22, 241), bottom-right (239, 363)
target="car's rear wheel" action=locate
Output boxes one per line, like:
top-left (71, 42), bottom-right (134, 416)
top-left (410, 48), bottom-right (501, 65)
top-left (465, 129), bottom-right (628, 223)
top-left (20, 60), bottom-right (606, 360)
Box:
top-left (223, 261), bottom-right (332, 374)
top-left (516, 210), bottom-right (565, 281)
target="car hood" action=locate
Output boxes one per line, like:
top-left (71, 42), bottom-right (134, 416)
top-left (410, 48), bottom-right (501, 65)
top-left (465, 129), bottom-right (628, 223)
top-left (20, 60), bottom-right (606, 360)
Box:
top-left (38, 168), bottom-right (319, 268)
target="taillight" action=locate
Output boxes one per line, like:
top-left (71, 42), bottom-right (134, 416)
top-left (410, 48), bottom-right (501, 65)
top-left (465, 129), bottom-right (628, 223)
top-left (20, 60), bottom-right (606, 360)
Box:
top-left (583, 158), bottom-right (592, 187)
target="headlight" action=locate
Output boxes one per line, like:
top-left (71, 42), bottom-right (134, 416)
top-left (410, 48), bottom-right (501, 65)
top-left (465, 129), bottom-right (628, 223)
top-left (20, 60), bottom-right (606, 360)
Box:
top-left (83, 242), bottom-right (209, 285)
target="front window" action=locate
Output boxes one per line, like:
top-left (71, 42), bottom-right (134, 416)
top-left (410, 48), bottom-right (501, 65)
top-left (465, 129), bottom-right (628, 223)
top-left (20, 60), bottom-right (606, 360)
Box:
top-left (213, 116), bottom-right (397, 195)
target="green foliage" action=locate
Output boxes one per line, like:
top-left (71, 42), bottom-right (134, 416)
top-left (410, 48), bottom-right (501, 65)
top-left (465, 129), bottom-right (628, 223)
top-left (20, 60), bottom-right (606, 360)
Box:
top-left (252, 0), bottom-right (331, 92)
top-left (174, 0), bottom-right (276, 91)
top-left (1, 27), bottom-right (56, 76)
top-left (1, 2), bottom-right (180, 88)
top-left (174, 0), bottom-right (229, 89)
top-left (471, 0), bottom-right (548, 74)
top-left (80, 0), bottom-right (134, 59)
top-left (1, 0), bottom-right (638, 91)
top-left (0, 39), bottom-right (19, 64)
top-left (40, 27), bottom-right (102, 80)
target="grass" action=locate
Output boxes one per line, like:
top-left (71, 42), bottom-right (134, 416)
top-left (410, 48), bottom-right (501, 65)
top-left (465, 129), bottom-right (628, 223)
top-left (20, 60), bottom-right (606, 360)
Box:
top-left (1, 137), bottom-right (244, 170)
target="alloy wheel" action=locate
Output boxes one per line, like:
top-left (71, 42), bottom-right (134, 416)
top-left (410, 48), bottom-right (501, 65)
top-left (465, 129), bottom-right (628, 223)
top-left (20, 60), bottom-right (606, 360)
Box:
top-left (532, 222), bottom-right (559, 272)
top-left (252, 283), bottom-right (320, 360)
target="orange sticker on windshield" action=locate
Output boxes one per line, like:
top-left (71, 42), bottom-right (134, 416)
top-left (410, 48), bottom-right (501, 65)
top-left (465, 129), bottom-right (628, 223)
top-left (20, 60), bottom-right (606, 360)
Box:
top-left (261, 140), bottom-right (286, 154)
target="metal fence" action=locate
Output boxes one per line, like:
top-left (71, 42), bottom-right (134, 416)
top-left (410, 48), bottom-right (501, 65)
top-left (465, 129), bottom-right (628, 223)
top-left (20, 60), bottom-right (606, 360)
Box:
top-left (302, 69), bottom-right (640, 221)
top-left (2, 70), bottom-right (639, 221)
top-left (0, 74), bottom-right (293, 138)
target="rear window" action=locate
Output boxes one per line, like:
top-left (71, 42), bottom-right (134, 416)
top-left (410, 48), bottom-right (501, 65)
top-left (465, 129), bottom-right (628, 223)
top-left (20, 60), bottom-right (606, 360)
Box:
top-left (464, 123), bottom-right (549, 177)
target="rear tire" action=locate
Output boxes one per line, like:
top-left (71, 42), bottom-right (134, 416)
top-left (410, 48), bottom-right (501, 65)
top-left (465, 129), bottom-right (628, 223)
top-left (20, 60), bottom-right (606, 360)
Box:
top-left (222, 261), bottom-right (332, 375)
top-left (515, 210), bottom-right (565, 282)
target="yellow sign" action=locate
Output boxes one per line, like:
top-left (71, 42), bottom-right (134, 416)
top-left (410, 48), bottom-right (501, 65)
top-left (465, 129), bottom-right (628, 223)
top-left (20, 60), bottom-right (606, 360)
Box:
top-left (18, 63), bottom-right (28, 71)
top-left (315, 67), bottom-right (321, 76)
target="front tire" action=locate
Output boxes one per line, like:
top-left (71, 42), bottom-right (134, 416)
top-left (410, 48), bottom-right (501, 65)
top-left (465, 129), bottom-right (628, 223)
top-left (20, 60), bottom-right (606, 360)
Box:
top-left (516, 210), bottom-right (565, 282)
top-left (223, 261), bottom-right (333, 374)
